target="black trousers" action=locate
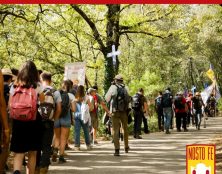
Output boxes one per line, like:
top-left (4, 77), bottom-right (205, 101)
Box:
top-left (175, 112), bottom-right (187, 130)
top-left (36, 121), bottom-right (54, 168)
top-left (133, 110), bottom-right (143, 136)
top-left (157, 109), bottom-right (164, 130)
top-left (142, 114), bottom-right (149, 133)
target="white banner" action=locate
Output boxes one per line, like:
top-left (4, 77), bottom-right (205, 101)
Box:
top-left (64, 62), bottom-right (86, 86)
top-left (201, 83), bottom-right (221, 105)
top-left (201, 84), bottom-right (214, 105)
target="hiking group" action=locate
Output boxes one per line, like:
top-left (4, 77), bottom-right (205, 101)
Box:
top-left (154, 88), bottom-right (217, 134)
top-left (0, 60), bottom-right (217, 174)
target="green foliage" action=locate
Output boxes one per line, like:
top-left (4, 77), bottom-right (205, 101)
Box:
top-left (216, 99), bottom-right (222, 112)
top-left (128, 71), bottom-right (165, 97)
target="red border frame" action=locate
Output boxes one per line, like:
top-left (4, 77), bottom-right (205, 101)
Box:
top-left (1, 0), bottom-right (222, 4)
top-left (186, 144), bottom-right (216, 174)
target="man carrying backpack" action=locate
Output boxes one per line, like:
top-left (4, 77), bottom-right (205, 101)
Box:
top-left (155, 91), bottom-right (164, 132)
top-left (162, 88), bottom-right (173, 134)
top-left (36, 72), bottom-right (62, 174)
top-left (206, 93), bottom-right (216, 117)
top-left (174, 92), bottom-right (188, 132)
top-left (192, 92), bottom-right (204, 130)
top-left (105, 74), bottom-right (130, 156)
top-left (132, 88), bottom-right (147, 139)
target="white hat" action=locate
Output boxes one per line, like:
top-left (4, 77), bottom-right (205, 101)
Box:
top-left (88, 88), bottom-right (96, 94)
top-left (114, 74), bottom-right (123, 81)
top-left (2, 68), bottom-right (14, 77)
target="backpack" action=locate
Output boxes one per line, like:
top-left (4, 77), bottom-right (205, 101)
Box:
top-left (193, 96), bottom-right (202, 109)
top-left (92, 95), bottom-right (98, 113)
top-left (59, 90), bottom-right (70, 117)
top-left (112, 85), bottom-right (129, 112)
top-left (132, 93), bottom-right (142, 110)
top-left (162, 93), bottom-right (172, 108)
top-left (76, 101), bottom-right (91, 125)
top-left (155, 96), bottom-right (162, 109)
top-left (10, 87), bottom-right (37, 121)
top-left (38, 88), bottom-right (55, 121)
top-left (174, 96), bottom-right (185, 110)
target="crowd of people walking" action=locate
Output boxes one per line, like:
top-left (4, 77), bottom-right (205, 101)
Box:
top-left (0, 60), bottom-right (217, 174)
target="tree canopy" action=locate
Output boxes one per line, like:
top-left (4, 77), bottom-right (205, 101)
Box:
top-left (0, 5), bottom-right (221, 96)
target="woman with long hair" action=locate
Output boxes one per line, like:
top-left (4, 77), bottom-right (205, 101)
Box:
top-left (74, 85), bottom-right (92, 150)
top-left (53, 80), bottom-right (75, 163)
top-left (9, 60), bottom-right (44, 174)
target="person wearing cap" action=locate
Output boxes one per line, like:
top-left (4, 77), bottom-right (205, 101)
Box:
top-left (192, 92), bottom-right (204, 130)
top-left (105, 74), bottom-right (130, 156)
top-left (174, 92), bottom-right (188, 132)
top-left (0, 70), bottom-right (10, 174)
top-left (88, 86), bottom-right (110, 144)
top-left (162, 88), bottom-right (173, 134)
top-left (186, 92), bottom-right (194, 126)
top-left (2, 68), bottom-right (15, 106)
top-left (88, 87), bottom-right (99, 144)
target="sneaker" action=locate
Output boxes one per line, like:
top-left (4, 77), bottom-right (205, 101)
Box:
top-left (74, 146), bottom-right (80, 151)
top-left (39, 167), bottom-right (48, 174)
top-left (65, 144), bottom-right (73, 150)
top-left (134, 135), bottom-right (142, 139)
top-left (125, 147), bottom-right (130, 153)
top-left (58, 156), bottom-right (66, 164)
top-left (144, 130), bottom-right (150, 134)
top-left (51, 148), bottom-right (58, 162)
top-left (13, 170), bottom-right (21, 174)
top-left (35, 167), bottom-right (40, 174)
top-left (87, 145), bottom-right (92, 150)
top-left (93, 140), bottom-right (98, 144)
top-left (177, 129), bottom-right (181, 132)
top-left (114, 149), bottom-right (120, 156)
top-left (166, 130), bottom-right (171, 134)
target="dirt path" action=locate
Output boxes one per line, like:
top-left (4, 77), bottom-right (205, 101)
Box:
top-left (47, 117), bottom-right (222, 174)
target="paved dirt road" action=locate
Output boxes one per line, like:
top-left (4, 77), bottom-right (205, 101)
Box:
top-left (48, 117), bottom-right (222, 174)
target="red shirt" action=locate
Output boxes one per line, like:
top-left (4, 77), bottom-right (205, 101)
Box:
top-left (175, 97), bottom-right (187, 113)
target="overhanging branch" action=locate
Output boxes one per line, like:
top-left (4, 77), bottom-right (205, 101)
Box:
top-left (71, 5), bottom-right (105, 52)
top-left (120, 30), bottom-right (167, 39)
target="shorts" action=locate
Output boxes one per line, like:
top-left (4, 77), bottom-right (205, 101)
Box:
top-left (54, 112), bottom-right (71, 128)
top-left (90, 112), bottom-right (98, 129)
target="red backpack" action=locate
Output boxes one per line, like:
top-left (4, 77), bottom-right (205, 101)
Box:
top-left (10, 87), bottom-right (37, 121)
top-left (92, 95), bottom-right (98, 113)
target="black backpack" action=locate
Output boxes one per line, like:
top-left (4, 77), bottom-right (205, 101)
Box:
top-left (155, 96), bottom-right (162, 109)
top-left (112, 85), bottom-right (129, 112)
top-left (60, 90), bottom-right (70, 117)
top-left (132, 93), bottom-right (143, 110)
top-left (174, 96), bottom-right (185, 110)
top-left (162, 93), bottom-right (172, 108)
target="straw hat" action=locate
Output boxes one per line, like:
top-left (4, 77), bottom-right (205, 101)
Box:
top-left (2, 68), bottom-right (14, 76)
top-left (114, 74), bottom-right (123, 81)
top-left (1, 68), bottom-right (16, 80)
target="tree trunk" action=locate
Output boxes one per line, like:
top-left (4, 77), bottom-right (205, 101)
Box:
top-left (103, 5), bottom-right (121, 93)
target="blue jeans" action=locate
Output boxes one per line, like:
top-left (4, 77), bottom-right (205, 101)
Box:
top-left (194, 109), bottom-right (202, 128)
top-left (74, 118), bottom-right (90, 147)
top-left (163, 107), bottom-right (172, 131)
